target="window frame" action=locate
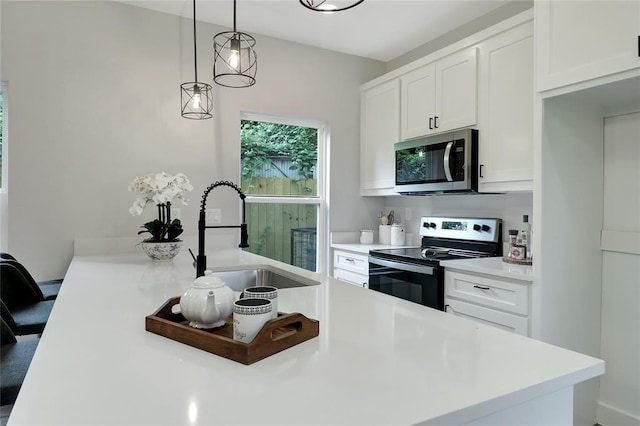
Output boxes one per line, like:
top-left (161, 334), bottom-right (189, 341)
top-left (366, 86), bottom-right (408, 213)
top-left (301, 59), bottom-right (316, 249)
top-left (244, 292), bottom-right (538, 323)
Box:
top-left (240, 112), bottom-right (327, 274)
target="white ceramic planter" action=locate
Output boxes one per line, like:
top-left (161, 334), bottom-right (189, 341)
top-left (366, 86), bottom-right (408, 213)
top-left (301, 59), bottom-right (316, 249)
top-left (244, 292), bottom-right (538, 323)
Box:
top-left (141, 241), bottom-right (183, 261)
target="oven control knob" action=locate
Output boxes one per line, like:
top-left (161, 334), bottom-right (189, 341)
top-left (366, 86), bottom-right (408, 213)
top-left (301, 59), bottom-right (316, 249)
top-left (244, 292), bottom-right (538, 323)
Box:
top-left (430, 222), bottom-right (436, 229)
top-left (473, 224), bottom-right (482, 231)
top-left (422, 222), bottom-right (429, 228)
top-left (481, 225), bottom-right (491, 232)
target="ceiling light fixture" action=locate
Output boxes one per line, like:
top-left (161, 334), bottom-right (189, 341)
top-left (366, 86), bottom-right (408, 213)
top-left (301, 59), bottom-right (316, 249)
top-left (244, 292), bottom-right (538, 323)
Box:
top-left (299, 0), bottom-right (365, 12)
top-left (180, 0), bottom-right (213, 119)
top-left (213, 0), bottom-right (257, 88)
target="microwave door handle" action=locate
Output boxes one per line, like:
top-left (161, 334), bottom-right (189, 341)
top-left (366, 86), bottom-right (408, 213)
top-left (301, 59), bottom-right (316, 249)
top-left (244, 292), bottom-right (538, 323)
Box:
top-left (443, 141), bottom-right (454, 182)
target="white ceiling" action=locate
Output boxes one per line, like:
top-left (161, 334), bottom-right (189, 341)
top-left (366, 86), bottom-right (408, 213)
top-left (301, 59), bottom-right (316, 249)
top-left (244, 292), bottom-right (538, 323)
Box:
top-left (118, 0), bottom-right (513, 62)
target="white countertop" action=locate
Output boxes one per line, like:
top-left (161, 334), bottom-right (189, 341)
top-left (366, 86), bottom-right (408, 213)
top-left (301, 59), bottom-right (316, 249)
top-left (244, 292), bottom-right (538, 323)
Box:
top-left (331, 242), bottom-right (419, 254)
top-left (330, 231), bottom-right (420, 254)
top-left (440, 256), bottom-right (534, 282)
top-left (9, 250), bottom-right (601, 425)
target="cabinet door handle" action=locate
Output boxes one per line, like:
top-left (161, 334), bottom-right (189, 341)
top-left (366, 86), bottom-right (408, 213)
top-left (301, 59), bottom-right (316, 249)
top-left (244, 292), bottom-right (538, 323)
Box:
top-left (429, 117), bottom-right (433, 130)
top-left (637, 35), bottom-right (639, 57)
top-left (479, 164), bottom-right (484, 178)
top-left (444, 304), bottom-right (453, 313)
top-left (473, 285), bottom-right (491, 290)
top-left (434, 116), bottom-right (439, 128)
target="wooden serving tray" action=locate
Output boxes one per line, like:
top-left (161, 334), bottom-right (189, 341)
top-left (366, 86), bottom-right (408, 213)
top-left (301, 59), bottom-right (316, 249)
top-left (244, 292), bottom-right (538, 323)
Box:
top-left (145, 297), bottom-right (319, 365)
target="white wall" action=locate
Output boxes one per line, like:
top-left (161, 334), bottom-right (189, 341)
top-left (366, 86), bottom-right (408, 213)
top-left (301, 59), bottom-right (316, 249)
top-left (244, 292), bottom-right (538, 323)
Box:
top-left (537, 96), bottom-right (605, 426)
top-left (598, 112), bottom-right (640, 425)
top-left (0, 1), bottom-right (385, 280)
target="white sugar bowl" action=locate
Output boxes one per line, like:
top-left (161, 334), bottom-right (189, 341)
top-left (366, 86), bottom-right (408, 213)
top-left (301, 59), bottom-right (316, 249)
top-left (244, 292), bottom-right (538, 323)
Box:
top-left (171, 270), bottom-right (235, 329)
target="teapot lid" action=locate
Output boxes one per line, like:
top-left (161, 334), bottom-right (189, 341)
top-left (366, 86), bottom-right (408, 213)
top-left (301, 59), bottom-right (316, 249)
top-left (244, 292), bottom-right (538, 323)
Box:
top-left (193, 270), bottom-right (227, 289)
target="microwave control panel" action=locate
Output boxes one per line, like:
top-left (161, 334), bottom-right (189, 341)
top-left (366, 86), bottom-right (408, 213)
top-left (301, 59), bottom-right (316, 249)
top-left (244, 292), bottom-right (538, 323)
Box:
top-left (453, 140), bottom-right (465, 181)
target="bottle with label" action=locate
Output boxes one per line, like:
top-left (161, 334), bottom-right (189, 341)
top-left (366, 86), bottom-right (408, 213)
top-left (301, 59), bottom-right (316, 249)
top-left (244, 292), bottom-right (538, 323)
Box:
top-left (519, 215), bottom-right (531, 259)
top-left (507, 229), bottom-right (523, 259)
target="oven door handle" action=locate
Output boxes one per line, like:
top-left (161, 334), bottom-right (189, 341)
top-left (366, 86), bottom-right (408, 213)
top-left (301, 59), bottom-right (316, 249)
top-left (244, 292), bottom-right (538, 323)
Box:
top-left (368, 257), bottom-right (435, 275)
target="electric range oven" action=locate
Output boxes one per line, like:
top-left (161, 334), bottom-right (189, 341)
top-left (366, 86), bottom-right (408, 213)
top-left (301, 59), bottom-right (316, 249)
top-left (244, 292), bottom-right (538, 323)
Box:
top-left (368, 216), bottom-right (502, 311)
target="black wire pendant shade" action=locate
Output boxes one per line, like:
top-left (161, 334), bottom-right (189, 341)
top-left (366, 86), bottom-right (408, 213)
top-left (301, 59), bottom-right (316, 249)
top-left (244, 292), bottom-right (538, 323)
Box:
top-left (213, 0), bottom-right (257, 88)
top-left (181, 0), bottom-right (213, 119)
top-left (299, 0), bottom-right (365, 12)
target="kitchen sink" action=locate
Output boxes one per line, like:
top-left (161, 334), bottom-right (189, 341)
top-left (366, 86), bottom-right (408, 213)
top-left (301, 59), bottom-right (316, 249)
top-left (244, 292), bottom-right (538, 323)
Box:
top-left (207, 265), bottom-right (320, 292)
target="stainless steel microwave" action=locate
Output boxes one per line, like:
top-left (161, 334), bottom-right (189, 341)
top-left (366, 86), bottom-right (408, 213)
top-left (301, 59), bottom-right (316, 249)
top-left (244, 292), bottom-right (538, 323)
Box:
top-left (394, 129), bottom-right (478, 195)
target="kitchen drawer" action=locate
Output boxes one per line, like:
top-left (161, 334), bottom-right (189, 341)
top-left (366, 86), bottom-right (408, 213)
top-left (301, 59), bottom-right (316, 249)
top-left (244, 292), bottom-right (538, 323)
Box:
top-left (445, 298), bottom-right (529, 336)
top-left (333, 268), bottom-right (369, 288)
top-left (333, 250), bottom-right (369, 275)
top-left (445, 271), bottom-right (529, 315)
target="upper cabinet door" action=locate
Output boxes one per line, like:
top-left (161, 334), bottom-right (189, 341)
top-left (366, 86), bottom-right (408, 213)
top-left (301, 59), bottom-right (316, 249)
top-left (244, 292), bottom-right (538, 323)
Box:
top-left (477, 21), bottom-right (534, 192)
top-left (435, 48), bottom-right (478, 133)
top-left (401, 64), bottom-right (436, 140)
top-left (360, 79), bottom-right (400, 195)
top-left (536, 0), bottom-right (640, 93)
top-left (400, 48), bottom-right (477, 141)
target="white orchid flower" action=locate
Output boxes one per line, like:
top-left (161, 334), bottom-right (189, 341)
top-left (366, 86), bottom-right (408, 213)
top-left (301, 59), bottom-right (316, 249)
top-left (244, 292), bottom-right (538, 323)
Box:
top-left (128, 172), bottom-right (194, 217)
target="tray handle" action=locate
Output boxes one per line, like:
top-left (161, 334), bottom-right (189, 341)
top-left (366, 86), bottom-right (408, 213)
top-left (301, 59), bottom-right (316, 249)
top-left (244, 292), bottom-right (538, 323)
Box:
top-left (252, 313), bottom-right (316, 346)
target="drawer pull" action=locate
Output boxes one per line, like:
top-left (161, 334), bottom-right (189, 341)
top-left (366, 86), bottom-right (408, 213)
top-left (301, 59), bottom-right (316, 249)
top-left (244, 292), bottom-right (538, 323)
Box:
top-left (473, 285), bottom-right (491, 290)
top-left (345, 258), bottom-right (356, 263)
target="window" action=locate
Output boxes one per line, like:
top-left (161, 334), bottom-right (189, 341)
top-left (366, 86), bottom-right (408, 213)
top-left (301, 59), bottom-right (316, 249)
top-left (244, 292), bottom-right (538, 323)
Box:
top-left (240, 114), bottom-right (326, 272)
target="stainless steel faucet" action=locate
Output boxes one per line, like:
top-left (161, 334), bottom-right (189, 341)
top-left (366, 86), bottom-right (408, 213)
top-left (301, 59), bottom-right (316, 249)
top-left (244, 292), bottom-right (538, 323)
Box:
top-left (196, 181), bottom-right (249, 277)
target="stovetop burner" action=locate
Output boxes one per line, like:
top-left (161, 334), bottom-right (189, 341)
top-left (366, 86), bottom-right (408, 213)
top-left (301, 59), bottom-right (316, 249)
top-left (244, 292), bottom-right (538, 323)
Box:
top-left (422, 247), bottom-right (451, 257)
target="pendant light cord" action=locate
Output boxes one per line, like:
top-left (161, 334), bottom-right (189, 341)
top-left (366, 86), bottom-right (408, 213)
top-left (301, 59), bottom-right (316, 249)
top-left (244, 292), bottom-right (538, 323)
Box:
top-left (233, 0), bottom-right (237, 32)
top-left (193, 0), bottom-right (198, 82)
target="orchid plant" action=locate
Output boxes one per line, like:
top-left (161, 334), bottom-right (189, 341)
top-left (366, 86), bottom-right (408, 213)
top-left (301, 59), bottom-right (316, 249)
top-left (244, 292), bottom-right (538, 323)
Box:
top-left (128, 172), bottom-right (194, 242)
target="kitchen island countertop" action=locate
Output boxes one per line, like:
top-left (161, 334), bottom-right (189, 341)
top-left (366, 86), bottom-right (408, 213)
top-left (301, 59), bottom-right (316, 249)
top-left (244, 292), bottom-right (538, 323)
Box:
top-left (9, 249), bottom-right (601, 425)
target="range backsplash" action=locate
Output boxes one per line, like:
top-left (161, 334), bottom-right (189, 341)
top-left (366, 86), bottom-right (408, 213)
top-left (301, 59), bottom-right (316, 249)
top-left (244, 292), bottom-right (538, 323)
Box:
top-left (381, 192), bottom-right (533, 246)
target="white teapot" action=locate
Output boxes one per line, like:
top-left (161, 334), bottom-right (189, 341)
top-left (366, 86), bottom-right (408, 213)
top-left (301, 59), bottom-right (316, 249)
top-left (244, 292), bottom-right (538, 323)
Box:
top-left (171, 270), bottom-right (235, 329)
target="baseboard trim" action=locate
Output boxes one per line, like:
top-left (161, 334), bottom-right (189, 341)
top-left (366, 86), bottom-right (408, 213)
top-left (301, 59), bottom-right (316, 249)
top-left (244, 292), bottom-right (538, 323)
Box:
top-left (598, 401), bottom-right (640, 426)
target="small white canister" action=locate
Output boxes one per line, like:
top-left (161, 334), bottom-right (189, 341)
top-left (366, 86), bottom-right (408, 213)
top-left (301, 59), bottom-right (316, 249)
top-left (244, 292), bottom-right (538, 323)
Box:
top-left (390, 224), bottom-right (405, 246)
top-left (360, 230), bottom-right (374, 244)
top-left (379, 225), bottom-right (391, 245)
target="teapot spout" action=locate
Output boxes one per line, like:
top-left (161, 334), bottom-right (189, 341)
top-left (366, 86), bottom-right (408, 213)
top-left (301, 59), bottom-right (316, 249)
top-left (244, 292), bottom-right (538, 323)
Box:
top-left (202, 290), bottom-right (225, 328)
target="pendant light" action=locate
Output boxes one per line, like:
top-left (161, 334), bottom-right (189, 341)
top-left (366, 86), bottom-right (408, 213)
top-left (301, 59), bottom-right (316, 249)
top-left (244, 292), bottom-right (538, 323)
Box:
top-left (213, 0), bottom-right (257, 88)
top-left (299, 0), bottom-right (365, 12)
top-left (181, 0), bottom-right (213, 119)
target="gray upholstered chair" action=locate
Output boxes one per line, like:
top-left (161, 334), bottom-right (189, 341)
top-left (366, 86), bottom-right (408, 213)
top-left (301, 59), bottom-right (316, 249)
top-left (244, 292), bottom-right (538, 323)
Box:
top-left (0, 254), bottom-right (62, 300)
top-left (1, 317), bottom-right (39, 406)
top-left (0, 263), bottom-right (55, 335)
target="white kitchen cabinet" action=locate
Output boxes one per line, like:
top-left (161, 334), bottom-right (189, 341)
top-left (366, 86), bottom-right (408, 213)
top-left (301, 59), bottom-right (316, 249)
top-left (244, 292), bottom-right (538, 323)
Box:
top-left (444, 270), bottom-right (531, 336)
top-left (477, 20), bottom-right (534, 192)
top-left (333, 249), bottom-right (369, 288)
top-left (536, 0), bottom-right (640, 94)
top-left (360, 79), bottom-right (400, 195)
top-left (445, 299), bottom-right (529, 335)
top-left (400, 48), bottom-right (477, 140)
